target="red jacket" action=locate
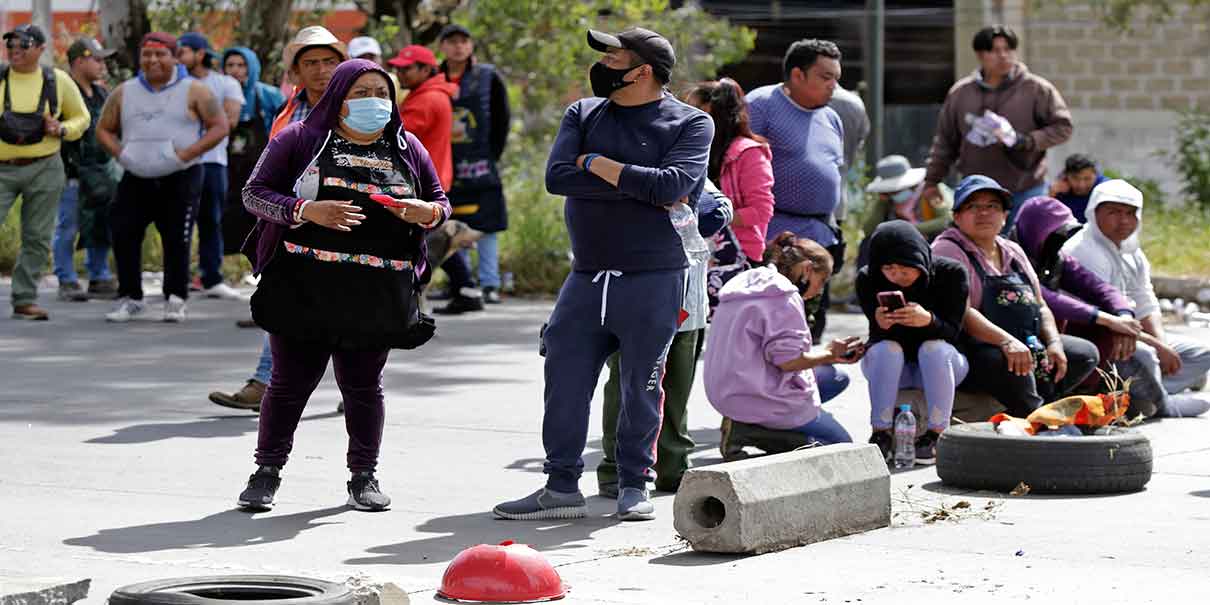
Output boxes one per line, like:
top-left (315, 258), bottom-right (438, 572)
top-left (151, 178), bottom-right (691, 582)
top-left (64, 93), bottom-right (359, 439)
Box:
top-left (401, 74), bottom-right (458, 190)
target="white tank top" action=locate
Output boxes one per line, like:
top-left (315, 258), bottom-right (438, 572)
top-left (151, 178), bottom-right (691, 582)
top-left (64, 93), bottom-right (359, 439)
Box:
top-left (118, 72), bottom-right (201, 178)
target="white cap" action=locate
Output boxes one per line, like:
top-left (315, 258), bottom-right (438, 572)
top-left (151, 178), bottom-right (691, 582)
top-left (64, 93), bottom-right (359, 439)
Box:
top-left (1089, 179), bottom-right (1143, 211)
top-left (283, 26), bottom-right (347, 69)
top-left (348, 36), bottom-right (382, 60)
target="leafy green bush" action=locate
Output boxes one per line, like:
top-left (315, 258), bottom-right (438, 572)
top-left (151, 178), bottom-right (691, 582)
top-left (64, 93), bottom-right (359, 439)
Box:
top-left (1168, 110), bottom-right (1210, 209)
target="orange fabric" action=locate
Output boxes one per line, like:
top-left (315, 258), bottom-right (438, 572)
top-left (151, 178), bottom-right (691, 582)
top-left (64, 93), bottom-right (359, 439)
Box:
top-left (990, 392), bottom-right (1130, 434)
top-left (400, 75), bottom-right (458, 190)
top-left (269, 92), bottom-right (301, 140)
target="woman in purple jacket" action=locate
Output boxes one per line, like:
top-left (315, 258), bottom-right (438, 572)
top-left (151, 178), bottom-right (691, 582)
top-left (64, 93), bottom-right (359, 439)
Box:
top-left (236, 59), bottom-right (451, 513)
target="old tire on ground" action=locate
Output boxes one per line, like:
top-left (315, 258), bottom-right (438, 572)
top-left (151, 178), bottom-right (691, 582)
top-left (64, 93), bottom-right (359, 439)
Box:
top-left (936, 422), bottom-right (1152, 494)
top-left (110, 576), bottom-right (354, 605)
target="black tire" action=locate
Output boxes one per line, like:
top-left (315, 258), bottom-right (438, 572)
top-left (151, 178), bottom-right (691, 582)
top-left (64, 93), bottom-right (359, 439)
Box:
top-left (110, 576), bottom-right (354, 605)
top-left (936, 422), bottom-right (1152, 494)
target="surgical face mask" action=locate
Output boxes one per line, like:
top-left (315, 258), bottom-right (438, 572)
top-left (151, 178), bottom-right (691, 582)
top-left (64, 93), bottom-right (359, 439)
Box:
top-left (589, 62), bottom-right (640, 98)
top-left (342, 97), bottom-right (393, 134)
top-left (890, 189), bottom-right (914, 204)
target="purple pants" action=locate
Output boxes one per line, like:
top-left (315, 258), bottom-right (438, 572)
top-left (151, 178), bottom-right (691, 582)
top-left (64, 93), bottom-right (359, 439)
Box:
top-left (255, 334), bottom-right (390, 473)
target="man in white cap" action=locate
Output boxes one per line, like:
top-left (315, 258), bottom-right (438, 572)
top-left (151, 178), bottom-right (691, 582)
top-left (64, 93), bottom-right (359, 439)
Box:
top-left (1063, 179), bottom-right (1210, 417)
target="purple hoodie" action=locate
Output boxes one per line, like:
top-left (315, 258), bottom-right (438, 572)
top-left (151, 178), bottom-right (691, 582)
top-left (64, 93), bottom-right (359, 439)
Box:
top-left (1013, 196), bottom-right (1133, 324)
top-left (702, 265), bottom-right (820, 429)
top-left (241, 59), bottom-right (451, 276)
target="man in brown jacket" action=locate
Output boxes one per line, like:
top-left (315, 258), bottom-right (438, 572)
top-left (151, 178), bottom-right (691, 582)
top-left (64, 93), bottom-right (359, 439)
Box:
top-left (922, 24), bottom-right (1072, 231)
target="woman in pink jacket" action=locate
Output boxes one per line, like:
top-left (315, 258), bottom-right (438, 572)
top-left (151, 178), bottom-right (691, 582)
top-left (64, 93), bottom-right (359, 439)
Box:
top-left (687, 79), bottom-right (775, 262)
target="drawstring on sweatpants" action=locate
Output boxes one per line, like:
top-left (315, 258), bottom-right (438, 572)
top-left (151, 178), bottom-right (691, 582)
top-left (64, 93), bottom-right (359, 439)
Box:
top-left (591, 270), bottom-right (623, 326)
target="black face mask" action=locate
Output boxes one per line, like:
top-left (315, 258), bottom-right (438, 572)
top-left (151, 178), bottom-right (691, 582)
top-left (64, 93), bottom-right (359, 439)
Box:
top-left (589, 62), bottom-right (640, 98)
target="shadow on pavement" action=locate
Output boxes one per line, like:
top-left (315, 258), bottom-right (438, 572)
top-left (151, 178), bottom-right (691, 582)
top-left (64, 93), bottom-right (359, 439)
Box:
top-left (85, 411), bottom-right (342, 444)
top-left (63, 505), bottom-right (349, 553)
top-left (647, 550), bottom-right (749, 567)
top-left (505, 429), bottom-right (723, 474)
top-left (1190, 489), bottom-right (1210, 498)
top-left (345, 507), bottom-right (622, 566)
top-left (918, 480), bottom-right (1143, 499)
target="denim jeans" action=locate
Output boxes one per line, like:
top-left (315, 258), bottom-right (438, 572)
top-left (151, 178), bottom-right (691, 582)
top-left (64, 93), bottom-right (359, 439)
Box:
top-left (458, 231), bottom-right (501, 289)
top-left (814, 364), bottom-right (850, 404)
top-left (252, 333), bottom-right (273, 385)
top-left (1005, 183), bottom-right (1048, 234)
top-left (52, 179), bottom-right (112, 283)
top-left (787, 409), bottom-right (853, 446)
top-left (197, 163), bottom-right (228, 288)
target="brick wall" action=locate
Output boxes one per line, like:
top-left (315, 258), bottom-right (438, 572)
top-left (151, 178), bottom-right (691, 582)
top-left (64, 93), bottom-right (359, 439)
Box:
top-left (952, 0), bottom-right (1207, 198)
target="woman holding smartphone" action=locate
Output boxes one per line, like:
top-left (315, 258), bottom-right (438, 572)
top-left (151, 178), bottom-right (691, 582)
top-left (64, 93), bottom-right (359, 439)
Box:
top-left (236, 59), bottom-right (450, 512)
top-left (704, 232), bottom-right (864, 457)
top-left (857, 221), bottom-right (971, 464)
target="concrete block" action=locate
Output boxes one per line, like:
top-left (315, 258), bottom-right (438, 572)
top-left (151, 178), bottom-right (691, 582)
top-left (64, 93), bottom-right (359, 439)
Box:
top-left (673, 444), bottom-right (890, 554)
top-left (0, 577), bottom-right (90, 605)
top-left (344, 575), bottom-right (409, 605)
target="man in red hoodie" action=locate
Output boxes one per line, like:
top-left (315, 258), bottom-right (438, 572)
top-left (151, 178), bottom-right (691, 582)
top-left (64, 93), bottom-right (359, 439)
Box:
top-left (389, 44), bottom-right (484, 314)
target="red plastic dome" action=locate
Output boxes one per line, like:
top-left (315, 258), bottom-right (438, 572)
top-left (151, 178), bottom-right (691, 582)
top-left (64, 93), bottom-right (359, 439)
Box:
top-left (438, 540), bottom-right (567, 603)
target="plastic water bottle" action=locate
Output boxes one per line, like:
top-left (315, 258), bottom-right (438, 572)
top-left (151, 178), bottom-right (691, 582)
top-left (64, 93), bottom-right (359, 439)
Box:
top-left (893, 404), bottom-right (916, 469)
top-left (1025, 335), bottom-right (1052, 384)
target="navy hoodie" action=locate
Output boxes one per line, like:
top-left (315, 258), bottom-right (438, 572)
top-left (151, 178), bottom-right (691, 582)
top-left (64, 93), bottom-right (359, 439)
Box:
top-left (545, 93), bottom-right (713, 273)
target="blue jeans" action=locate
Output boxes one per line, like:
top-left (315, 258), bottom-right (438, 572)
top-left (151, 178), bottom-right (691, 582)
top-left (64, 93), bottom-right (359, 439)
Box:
top-left (1005, 183), bottom-right (1047, 234)
top-left (787, 410), bottom-right (853, 446)
top-left (252, 333), bottom-right (273, 385)
top-left (52, 179), bottom-right (112, 283)
top-left (197, 163), bottom-right (227, 288)
top-left (814, 364), bottom-right (849, 403)
top-left (459, 231), bottom-right (501, 288)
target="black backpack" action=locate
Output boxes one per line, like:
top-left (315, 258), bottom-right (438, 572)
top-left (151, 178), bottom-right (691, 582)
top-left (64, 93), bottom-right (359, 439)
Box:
top-left (0, 64), bottom-right (58, 145)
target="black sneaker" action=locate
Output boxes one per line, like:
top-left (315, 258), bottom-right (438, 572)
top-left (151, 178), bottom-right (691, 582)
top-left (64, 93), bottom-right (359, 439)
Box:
top-left (347, 472), bottom-right (391, 511)
top-left (58, 282), bottom-right (89, 302)
top-left (426, 287), bottom-right (454, 301)
top-left (869, 430), bottom-right (893, 465)
top-left (482, 287), bottom-right (502, 304)
top-left (87, 279), bottom-right (119, 300)
top-left (433, 294), bottom-right (485, 315)
top-left (915, 431), bottom-right (941, 465)
top-left (237, 466), bottom-right (281, 511)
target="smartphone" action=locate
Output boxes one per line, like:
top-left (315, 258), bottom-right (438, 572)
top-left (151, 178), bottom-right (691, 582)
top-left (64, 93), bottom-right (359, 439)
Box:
top-left (370, 193), bottom-right (408, 208)
top-left (878, 290), bottom-right (906, 311)
top-left (840, 340), bottom-right (866, 360)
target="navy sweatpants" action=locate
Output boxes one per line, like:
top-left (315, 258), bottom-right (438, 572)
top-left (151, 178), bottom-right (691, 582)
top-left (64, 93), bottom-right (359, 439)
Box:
top-left (541, 268), bottom-right (685, 492)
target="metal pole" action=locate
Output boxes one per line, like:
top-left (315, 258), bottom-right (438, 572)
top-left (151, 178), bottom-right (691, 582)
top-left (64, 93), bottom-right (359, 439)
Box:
top-left (866, 0), bottom-right (885, 166)
top-left (33, 0), bottom-right (53, 67)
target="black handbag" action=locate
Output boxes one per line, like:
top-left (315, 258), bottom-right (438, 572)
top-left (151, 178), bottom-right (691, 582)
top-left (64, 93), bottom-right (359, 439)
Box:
top-left (0, 65), bottom-right (57, 146)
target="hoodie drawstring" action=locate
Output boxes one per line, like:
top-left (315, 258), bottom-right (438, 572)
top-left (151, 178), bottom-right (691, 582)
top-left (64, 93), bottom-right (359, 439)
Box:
top-left (592, 270), bottom-right (623, 326)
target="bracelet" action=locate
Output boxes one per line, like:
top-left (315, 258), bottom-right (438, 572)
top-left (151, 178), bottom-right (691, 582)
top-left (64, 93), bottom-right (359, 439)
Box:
top-left (293, 198), bottom-right (307, 223)
top-left (583, 153), bottom-right (600, 172)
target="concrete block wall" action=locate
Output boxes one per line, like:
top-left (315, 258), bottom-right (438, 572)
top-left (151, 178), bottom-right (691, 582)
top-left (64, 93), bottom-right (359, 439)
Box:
top-left (952, 0), bottom-right (1209, 199)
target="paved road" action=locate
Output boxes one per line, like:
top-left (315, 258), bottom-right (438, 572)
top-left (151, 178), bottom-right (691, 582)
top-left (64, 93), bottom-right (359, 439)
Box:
top-left (1, 283), bottom-right (1209, 604)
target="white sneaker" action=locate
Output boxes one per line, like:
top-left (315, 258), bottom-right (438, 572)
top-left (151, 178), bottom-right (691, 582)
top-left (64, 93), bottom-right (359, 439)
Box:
top-left (203, 282), bottom-right (244, 300)
top-left (105, 298), bottom-right (146, 323)
top-left (164, 295), bottom-right (187, 323)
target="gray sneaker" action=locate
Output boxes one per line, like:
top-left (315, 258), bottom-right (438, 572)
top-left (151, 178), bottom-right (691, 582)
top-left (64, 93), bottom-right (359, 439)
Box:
top-left (617, 487), bottom-right (655, 521)
top-left (493, 487), bottom-right (586, 520)
top-left (58, 282), bottom-right (89, 302)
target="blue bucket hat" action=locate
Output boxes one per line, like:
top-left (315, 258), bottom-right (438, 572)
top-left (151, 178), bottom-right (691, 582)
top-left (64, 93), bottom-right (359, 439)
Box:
top-left (953, 174), bottom-right (1011, 212)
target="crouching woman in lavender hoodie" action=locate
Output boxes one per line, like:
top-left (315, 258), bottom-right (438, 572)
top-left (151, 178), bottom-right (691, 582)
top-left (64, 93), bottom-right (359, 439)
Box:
top-left (704, 232), bottom-right (864, 458)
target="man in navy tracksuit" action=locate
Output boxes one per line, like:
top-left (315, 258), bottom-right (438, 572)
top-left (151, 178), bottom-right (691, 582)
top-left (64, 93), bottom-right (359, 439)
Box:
top-left (494, 27), bottom-right (712, 522)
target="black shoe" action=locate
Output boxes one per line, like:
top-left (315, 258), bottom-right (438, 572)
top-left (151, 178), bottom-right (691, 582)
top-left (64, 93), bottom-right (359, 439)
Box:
top-left (915, 430), bottom-right (941, 465)
top-left (87, 279), bottom-right (119, 300)
top-left (347, 472), bottom-right (391, 511)
top-left (482, 287), bottom-right (502, 304)
top-left (433, 294), bottom-right (485, 315)
top-left (238, 466), bottom-right (281, 511)
top-left (426, 287), bottom-right (454, 301)
top-left (724, 419), bottom-right (811, 457)
top-left (58, 282), bottom-right (89, 302)
top-left (869, 430), bottom-right (893, 464)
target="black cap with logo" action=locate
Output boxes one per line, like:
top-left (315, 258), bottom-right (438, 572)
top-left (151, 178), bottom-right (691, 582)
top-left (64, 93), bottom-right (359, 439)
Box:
top-left (587, 27), bottom-right (675, 83)
top-left (67, 37), bottom-right (116, 62)
top-left (3, 23), bottom-right (47, 46)
top-left (439, 23), bottom-right (472, 41)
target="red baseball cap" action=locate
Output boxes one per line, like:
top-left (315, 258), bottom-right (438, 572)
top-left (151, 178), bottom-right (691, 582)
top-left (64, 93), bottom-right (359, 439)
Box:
top-left (388, 45), bottom-right (437, 68)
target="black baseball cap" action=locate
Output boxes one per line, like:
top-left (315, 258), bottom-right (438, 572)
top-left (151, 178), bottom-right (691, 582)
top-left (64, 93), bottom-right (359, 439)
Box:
top-left (439, 23), bottom-right (472, 41)
top-left (587, 27), bottom-right (675, 83)
top-left (67, 37), bottom-right (116, 62)
top-left (4, 24), bottom-right (46, 46)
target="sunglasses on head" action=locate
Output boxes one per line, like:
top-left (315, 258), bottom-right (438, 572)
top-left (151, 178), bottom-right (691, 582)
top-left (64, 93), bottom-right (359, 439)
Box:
top-left (5, 37), bottom-right (36, 50)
